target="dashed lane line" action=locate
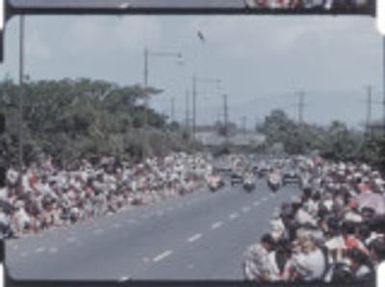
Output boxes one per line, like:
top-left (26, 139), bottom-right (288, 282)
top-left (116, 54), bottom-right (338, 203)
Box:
top-left (157, 211), bottom-right (164, 217)
top-left (113, 223), bottom-right (122, 229)
top-left (66, 236), bottom-right (77, 243)
top-left (187, 233), bottom-right (202, 243)
top-left (35, 247), bottom-right (46, 253)
top-left (93, 228), bottom-right (104, 235)
top-left (211, 221), bottom-right (223, 229)
top-left (253, 201), bottom-right (260, 207)
top-left (242, 206), bottom-right (251, 213)
top-left (229, 213), bottom-right (239, 220)
top-left (49, 247), bottom-right (58, 254)
top-left (118, 276), bottom-right (131, 282)
top-left (153, 250), bottom-right (173, 263)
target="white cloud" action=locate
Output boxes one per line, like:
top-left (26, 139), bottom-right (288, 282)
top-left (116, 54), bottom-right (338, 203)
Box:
top-left (189, 16), bottom-right (377, 58)
top-left (61, 16), bottom-right (162, 55)
top-left (26, 29), bottom-right (52, 61)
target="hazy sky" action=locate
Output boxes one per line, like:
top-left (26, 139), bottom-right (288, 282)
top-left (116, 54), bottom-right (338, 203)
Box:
top-left (0, 14), bottom-right (383, 129)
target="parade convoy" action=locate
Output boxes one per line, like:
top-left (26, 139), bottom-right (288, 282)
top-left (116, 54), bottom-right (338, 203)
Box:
top-left (207, 155), bottom-right (303, 194)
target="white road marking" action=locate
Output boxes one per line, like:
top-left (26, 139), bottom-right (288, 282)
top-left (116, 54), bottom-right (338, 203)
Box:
top-left (262, 197), bottom-right (268, 201)
top-left (93, 228), bottom-right (103, 235)
top-left (66, 237), bottom-right (76, 243)
top-left (118, 276), bottom-right (131, 282)
top-left (253, 201), bottom-right (260, 207)
top-left (157, 211), bottom-right (164, 216)
top-left (229, 213), bottom-right (239, 220)
top-left (153, 250), bottom-right (173, 262)
top-left (242, 206), bottom-right (251, 213)
top-left (211, 221), bottom-right (223, 229)
top-left (49, 247), bottom-right (58, 254)
top-left (187, 233), bottom-right (202, 243)
top-left (35, 247), bottom-right (46, 253)
top-left (113, 223), bottom-right (121, 229)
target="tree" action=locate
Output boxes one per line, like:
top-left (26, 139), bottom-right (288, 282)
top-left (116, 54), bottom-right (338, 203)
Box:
top-left (0, 78), bottom-right (191, 163)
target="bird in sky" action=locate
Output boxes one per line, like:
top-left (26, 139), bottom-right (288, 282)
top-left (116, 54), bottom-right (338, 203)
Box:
top-left (197, 30), bottom-right (206, 43)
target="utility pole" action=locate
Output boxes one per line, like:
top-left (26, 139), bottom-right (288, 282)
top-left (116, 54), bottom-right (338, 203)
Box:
top-left (192, 75), bottom-right (197, 138)
top-left (366, 85), bottom-right (373, 137)
top-left (223, 94), bottom-right (229, 142)
top-left (383, 37), bottom-right (385, 134)
top-left (18, 15), bottom-right (25, 172)
top-left (170, 96), bottom-right (175, 123)
top-left (298, 91), bottom-right (305, 125)
top-left (143, 47), bottom-right (149, 128)
top-left (241, 116), bottom-right (247, 134)
top-left (185, 90), bottom-right (190, 129)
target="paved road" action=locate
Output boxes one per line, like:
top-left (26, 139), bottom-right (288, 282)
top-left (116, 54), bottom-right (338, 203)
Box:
top-left (5, 179), bottom-right (300, 281)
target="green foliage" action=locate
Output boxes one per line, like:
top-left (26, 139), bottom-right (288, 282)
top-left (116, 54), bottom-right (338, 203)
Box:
top-left (0, 78), bottom-right (191, 163)
top-left (259, 109), bottom-right (366, 162)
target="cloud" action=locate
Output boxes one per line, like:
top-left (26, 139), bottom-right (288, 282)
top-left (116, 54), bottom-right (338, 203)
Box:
top-left (61, 16), bottom-right (162, 55)
top-left (26, 29), bottom-right (52, 61)
top-left (189, 16), bottom-right (377, 58)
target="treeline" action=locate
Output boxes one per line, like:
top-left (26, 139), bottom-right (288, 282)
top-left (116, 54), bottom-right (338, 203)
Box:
top-left (0, 78), bottom-right (193, 165)
top-left (258, 109), bottom-right (385, 171)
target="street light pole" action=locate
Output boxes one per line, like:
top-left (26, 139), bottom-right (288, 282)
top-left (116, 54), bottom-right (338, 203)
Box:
top-left (18, 15), bottom-right (25, 172)
top-left (383, 36), bottom-right (385, 134)
top-left (185, 90), bottom-right (190, 129)
top-left (223, 94), bottom-right (229, 143)
top-left (143, 47), bottom-right (182, 128)
top-left (170, 96), bottom-right (175, 123)
top-left (143, 47), bottom-right (149, 129)
top-left (192, 75), bottom-right (197, 138)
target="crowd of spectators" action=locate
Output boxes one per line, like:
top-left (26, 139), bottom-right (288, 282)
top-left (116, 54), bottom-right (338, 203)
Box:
top-left (244, 157), bottom-right (385, 283)
top-left (0, 153), bottom-right (212, 238)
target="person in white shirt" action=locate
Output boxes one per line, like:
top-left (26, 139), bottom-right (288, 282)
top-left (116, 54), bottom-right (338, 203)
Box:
top-left (243, 234), bottom-right (276, 281)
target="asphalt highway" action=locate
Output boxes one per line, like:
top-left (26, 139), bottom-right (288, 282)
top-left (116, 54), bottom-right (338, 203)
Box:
top-left (5, 179), bottom-right (300, 281)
